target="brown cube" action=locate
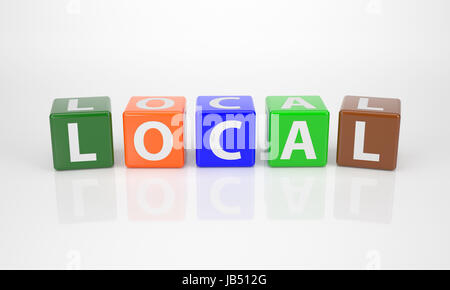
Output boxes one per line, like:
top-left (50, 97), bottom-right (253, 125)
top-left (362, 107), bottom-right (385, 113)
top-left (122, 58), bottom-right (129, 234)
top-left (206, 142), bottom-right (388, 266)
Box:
top-left (337, 96), bottom-right (401, 170)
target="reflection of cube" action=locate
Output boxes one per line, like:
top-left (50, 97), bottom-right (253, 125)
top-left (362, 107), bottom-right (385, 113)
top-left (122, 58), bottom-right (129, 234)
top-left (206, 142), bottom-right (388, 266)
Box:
top-left (197, 168), bottom-right (254, 220)
top-left (334, 168), bottom-right (395, 223)
top-left (264, 168), bottom-right (326, 220)
top-left (127, 169), bottom-right (186, 221)
top-left (49, 97), bottom-right (114, 170)
top-left (337, 96), bottom-right (401, 170)
top-left (123, 97), bottom-right (186, 168)
top-left (195, 96), bottom-right (256, 167)
top-left (266, 96), bottom-right (329, 167)
top-left (55, 171), bottom-right (117, 224)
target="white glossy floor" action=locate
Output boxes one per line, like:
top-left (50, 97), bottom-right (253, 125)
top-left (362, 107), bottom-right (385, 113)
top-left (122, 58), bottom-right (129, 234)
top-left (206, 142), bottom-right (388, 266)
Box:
top-left (1, 0), bottom-right (450, 269)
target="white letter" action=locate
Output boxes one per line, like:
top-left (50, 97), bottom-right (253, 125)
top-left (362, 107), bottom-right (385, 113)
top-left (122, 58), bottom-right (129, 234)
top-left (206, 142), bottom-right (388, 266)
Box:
top-left (357, 97), bottom-right (383, 111)
top-left (67, 99), bottom-right (93, 111)
top-left (281, 97), bottom-right (315, 109)
top-left (209, 97), bottom-right (240, 109)
top-left (211, 177), bottom-right (241, 215)
top-left (136, 179), bottom-right (175, 215)
top-left (280, 121), bottom-right (316, 160)
top-left (136, 98), bottom-right (175, 110)
top-left (281, 177), bottom-right (314, 214)
top-left (210, 121), bottom-right (242, 160)
top-left (68, 123), bottom-right (97, 162)
top-left (71, 179), bottom-right (99, 217)
top-left (353, 121), bottom-right (380, 162)
top-left (350, 177), bottom-right (378, 215)
top-left (134, 121), bottom-right (173, 161)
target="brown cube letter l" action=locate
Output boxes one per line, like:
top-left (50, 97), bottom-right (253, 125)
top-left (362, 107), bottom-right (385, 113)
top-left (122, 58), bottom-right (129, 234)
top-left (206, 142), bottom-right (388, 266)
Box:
top-left (336, 96), bottom-right (401, 170)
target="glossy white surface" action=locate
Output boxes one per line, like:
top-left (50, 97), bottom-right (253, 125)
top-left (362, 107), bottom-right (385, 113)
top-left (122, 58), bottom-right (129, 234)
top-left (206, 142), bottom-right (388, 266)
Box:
top-left (1, 0), bottom-right (450, 269)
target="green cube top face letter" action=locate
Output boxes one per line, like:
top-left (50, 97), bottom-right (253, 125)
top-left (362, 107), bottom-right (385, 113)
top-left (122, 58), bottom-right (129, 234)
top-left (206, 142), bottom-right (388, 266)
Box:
top-left (50, 97), bottom-right (114, 170)
top-left (266, 96), bottom-right (329, 167)
top-left (51, 96), bottom-right (112, 115)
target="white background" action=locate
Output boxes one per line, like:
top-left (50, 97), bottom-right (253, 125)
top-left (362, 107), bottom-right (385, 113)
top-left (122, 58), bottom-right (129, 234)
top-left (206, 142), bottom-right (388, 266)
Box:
top-left (0, 0), bottom-right (449, 269)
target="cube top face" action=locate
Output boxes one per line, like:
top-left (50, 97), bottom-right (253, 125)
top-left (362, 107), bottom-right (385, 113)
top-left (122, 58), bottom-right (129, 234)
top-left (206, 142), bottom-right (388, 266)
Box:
top-left (267, 96), bottom-right (329, 167)
top-left (266, 96), bottom-right (328, 114)
top-left (123, 97), bottom-right (186, 168)
top-left (337, 96), bottom-right (401, 171)
top-left (49, 97), bottom-right (114, 171)
top-left (196, 96), bottom-right (255, 113)
top-left (341, 95), bottom-right (401, 116)
top-left (124, 97), bottom-right (186, 114)
top-left (50, 97), bottom-right (111, 116)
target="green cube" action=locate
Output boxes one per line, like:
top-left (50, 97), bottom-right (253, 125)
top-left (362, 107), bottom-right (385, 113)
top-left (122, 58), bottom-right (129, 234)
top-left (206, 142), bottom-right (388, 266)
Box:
top-left (266, 96), bottom-right (329, 167)
top-left (49, 97), bottom-right (114, 170)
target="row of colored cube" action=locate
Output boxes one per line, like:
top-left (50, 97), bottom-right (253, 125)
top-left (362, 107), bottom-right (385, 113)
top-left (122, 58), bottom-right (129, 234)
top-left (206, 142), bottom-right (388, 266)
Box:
top-left (49, 95), bottom-right (401, 170)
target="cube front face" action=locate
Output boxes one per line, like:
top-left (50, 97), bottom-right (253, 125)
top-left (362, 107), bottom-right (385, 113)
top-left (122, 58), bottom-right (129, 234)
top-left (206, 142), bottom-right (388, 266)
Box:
top-left (123, 97), bottom-right (185, 168)
top-left (49, 97), bottom-right (114, 170)
top-left (337, 96), bottom-right (401, 170)
top-left (266, 96), bottom-right (330, 167)
top-left (196, 96), bottom-right (256, 167)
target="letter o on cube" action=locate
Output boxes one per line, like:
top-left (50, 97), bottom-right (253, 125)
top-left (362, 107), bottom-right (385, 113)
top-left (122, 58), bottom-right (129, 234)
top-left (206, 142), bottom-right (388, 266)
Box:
top-left (123, 97), bottom-right (186, 168)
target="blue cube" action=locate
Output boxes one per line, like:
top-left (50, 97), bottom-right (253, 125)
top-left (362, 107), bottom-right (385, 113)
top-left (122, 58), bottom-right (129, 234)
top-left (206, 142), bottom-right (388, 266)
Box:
top-left (196, 96), bottom-right (256, 167)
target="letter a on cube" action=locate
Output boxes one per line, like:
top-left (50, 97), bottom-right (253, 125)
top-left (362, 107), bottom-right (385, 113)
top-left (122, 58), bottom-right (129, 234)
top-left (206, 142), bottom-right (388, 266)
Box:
top-left (49, 97), bottom-right (114, 170)
top-left (266, 96), bottom-right (329, 167)
top-left (123, 97), bottom-right (186, 168)
top-left (196, 96), bottom-right (256, 167)
top-left (336, 96), bottom-right (401, 170)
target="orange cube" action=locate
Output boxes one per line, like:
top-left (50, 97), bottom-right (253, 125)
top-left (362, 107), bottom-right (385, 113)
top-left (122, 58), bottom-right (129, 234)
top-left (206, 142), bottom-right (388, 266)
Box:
top-left (123, 97), bottom-right (186, 168)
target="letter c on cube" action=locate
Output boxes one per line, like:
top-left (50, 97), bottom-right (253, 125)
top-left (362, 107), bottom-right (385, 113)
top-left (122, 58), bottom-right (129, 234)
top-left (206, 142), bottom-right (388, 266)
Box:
top-left (209, 120), bottom-right (243, 161)
top-left (196, 96), bottom-right (256, 167)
